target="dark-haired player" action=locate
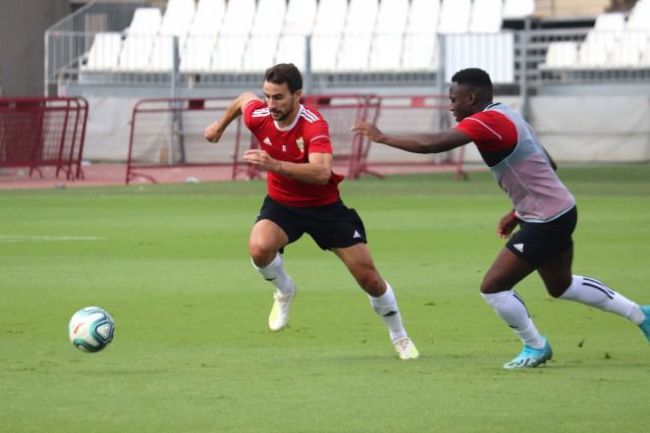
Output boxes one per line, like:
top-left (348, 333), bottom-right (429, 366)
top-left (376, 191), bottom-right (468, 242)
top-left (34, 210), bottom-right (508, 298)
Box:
top-left (204, 63), bottom-right (418, 359)
top-left (353, 67), bottom-right (649, 368)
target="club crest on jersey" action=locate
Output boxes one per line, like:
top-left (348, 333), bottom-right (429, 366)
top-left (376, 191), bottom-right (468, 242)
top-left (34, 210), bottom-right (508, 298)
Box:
top-left (296, 137), bottom-right (304, 152)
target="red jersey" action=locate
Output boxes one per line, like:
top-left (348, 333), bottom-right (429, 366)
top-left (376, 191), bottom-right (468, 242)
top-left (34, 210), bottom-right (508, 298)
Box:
top-left (455, 109), bottom-right (517, 166)
top-left (243, 99), bottom-right (343, 207)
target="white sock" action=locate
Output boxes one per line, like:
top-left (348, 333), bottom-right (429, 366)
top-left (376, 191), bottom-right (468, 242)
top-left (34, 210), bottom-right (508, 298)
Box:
top-left (368, 281), bottom-right (408, 342)
top-left (251, 253), bottom-right (294, 295)
top-left (482, 291), bottom-right (546, 349)
top-left (560, 275), bottom-right (644, 324)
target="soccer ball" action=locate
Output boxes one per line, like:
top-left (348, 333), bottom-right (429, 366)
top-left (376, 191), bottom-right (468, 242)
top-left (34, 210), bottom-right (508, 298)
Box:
top-left (68, 306), bottom-right (115, 353)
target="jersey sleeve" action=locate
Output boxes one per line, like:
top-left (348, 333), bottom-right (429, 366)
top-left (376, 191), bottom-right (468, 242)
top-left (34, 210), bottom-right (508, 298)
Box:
top-left (455, 111), bottom-right (517, 152)
top-left (305, 120), bottom-right (333, 154)
top-left (242, 99), bottom-right (266, 132)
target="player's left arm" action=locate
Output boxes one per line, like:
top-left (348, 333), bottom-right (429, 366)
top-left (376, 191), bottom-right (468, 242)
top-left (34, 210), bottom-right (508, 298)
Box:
top-left (352, 121), bottom-right (472, 153)
top-left (243, 149), bottom-right (332, 185)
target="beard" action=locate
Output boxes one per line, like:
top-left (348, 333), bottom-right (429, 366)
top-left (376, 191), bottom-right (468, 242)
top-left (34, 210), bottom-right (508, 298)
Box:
top-left (270, 110), bottom-right (290, 122)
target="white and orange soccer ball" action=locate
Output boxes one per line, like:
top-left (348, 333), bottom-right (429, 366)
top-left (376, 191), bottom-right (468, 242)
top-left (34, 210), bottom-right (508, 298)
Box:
top-left (68, 306), bottom-right (115, 353)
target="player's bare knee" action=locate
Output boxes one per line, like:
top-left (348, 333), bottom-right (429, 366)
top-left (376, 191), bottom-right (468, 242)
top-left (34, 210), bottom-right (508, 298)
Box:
top-left (546, 283), bottom-right (569, 298)
top-left (358, 272), bottom-right (385, 297)
top-left (248, 242), bottom-right (276, 268)
top-left (480, 276), bottom-right (500, 294)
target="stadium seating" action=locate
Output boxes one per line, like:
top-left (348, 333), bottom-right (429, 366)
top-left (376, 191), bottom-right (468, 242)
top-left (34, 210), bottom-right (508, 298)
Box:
top-left (275, 0), bottom-right (317, 70)
top-left (402, 0), bottom-right (440, 70)
top-left (83, 32), bottom-right (123, 71)
top-left (543, 41), bottom-right (580, 68)
top-left (117, 8), bottom-right (162, 70)
top-left (470, 0), bottom-right (503, 33)
top-left (369, 0), bottom-right (410, 71)
top-left (577, 13), bottom-right (625, 67)
top-left (243, 0), bottom-right (287, 71)
top-left (502, 0), bottom-right (535, 18)
top-left (310, 0), bottom-right (348, 72)
top-left (542, 3), bottom-right (650, 70)
top-left (211, 0), bottom-right (256, 71)
top-left (438, 0), bottom-right (471, 34)
top-left (180, 0), bottom-right (225, 72)
top-left (150, 0), bottom-right (196, 71)
top-left (79, 0), bottom-right (649, 77)
top-left (337, 0), bottom-right (379, 71)
top-left (629, 0), bottom-right (650, 30)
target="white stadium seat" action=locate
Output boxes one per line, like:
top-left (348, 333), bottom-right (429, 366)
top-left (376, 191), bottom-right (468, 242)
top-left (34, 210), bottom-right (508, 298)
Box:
top-left (160, 0), bottom-right (195, 37)
top-left (610, 32), bottom-right (647, 67)
top-left (438, 0), bottom-right (471, 34)
top-left (150, 0), bottom-right (196, 71)
top-left (243, 0), bottom-right (287, 71)
top-left (276, 0), bottom-right (317, 70)
top-left (502, 0), bottom-right (535, 19)
top-left (578, 36), bottom-right (611, 67)
top-left (83, 32), bottom-right (123, 71)
top-left (311, 0), bottom-right (348, 72)
top-left (402, 0), bottom-right (440, 70)
top-left (470, 0), bottom-right (503, 33)
top-left (628, 0), bottom-right (650, 31)
top-left (369, 0), bottom-right (410, 71)
top-left (641, 43), bottom-right (650, 66)
top-left (542, 41), bottom-right (579, 68)
top-left (181, 0), bottom-right (225, 72)
top-left (211, 0), bottom-right (256, 71)
top-left (337, 0), bottom-right (379, 71)
top-left (117, 7), bottom-right (162, 70)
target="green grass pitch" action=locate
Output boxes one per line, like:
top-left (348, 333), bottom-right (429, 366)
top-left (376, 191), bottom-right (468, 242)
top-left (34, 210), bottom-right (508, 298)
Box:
top-left (1, 164), bottom-right (649, 433)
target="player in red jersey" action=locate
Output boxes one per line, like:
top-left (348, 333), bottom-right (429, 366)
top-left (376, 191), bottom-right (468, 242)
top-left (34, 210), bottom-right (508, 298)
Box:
top-left (353, 67), bottom-right (650, 368)
top-left (204, 63), bottom-right (418, 359)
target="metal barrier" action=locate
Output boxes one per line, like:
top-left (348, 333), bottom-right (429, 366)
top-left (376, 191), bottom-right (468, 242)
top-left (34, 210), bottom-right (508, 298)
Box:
top-left (302, 94), bottom-right (382, 179)
top-left (126, 94), bottom-right (389, 184)
top-left (369, 95), bottom-right (466, 180)
top-left (0, 97), bottom-right (88, 180)
top-left (125, 97), bottom-right (252, 184)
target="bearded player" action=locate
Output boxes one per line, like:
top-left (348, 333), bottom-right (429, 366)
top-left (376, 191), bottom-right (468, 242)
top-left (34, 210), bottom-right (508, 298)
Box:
top-left (204, 63), bottom-right (419, 360)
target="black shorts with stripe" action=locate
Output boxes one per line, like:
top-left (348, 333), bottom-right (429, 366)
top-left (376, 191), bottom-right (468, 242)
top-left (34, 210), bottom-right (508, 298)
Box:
top-left (256, 195), bottom-right (367, 250)
top-left (506, 206), bottom-right (577, 267)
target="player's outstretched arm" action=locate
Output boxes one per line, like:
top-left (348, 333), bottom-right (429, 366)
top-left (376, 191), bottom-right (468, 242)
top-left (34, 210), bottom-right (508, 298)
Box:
top-left (351, 121), bottom-right (472, 154)
top-left (204, 92), bottom-right (259, 143)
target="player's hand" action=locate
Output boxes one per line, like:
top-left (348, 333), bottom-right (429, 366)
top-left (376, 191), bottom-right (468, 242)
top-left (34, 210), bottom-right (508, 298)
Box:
top-left (204, 122), bottom-right (223, 143)
top-left (243, 149), bottom-right (277, 172)
top-left (497, 210), bottom-right (520, 239)
top-left (351, 121), bottom-right (384, 143)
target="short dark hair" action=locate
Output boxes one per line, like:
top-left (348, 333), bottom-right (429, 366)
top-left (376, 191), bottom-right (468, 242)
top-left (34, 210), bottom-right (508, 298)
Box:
top-left (264, 63), bottom-right (303, 93)
top-left (451, 68), bottom-right (493, 89)
top-left (451, 68), bottom-right (493, 102)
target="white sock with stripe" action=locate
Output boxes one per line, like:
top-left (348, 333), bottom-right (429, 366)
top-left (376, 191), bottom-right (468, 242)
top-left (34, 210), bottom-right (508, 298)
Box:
top-left (368, 281), bottom-right (408, 342)
top-left (559, 275), bottom-right (644, 324)
top-left (251, 253), bottom-right (294, 295)
top-left (482, 290), bottom-right (546, 349)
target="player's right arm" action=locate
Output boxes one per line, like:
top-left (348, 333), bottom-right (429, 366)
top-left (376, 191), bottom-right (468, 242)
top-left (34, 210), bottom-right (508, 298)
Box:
top-left (352, 121), bottom-right (471, 154)
top-left (204, 92), bottom-right (259, 143)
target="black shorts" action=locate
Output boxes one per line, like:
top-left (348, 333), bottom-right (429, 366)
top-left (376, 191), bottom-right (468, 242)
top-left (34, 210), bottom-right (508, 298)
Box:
top-left (256, 196), bottom-right (367, 250)
top-left (506, 206), bottom-right (577, 267)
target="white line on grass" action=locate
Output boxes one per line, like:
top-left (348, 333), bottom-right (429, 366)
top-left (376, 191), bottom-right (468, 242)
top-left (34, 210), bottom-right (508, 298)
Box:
top-left (0, 235), bottom-right (107, 243)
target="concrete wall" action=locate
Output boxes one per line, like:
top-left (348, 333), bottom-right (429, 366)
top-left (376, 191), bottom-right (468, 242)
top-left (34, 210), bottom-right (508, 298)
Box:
top-left (77, 94), bottom-right (650, 164)
top-left (0, 0), bottom-right (69, 96)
